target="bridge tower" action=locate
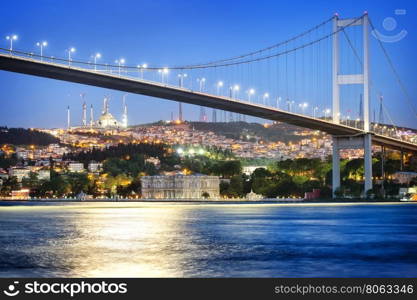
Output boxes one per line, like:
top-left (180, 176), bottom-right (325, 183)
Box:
top-left (332, 13), bottom-right (372, 197)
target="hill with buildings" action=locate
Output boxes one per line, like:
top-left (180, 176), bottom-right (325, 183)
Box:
top-left (188, 121), bottom-right (309, 143)
top-left (133, 121), bottom-right (311, 143)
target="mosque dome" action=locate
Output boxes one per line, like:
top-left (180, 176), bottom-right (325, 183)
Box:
top-left (98, 112), bottom-right (119, 127)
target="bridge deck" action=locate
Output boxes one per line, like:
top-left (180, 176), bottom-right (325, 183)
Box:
top-left (0, 54), bottom-right (416, 152)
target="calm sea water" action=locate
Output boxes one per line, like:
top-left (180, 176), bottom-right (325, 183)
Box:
top-left (0, 201), bottom-right (416, 277)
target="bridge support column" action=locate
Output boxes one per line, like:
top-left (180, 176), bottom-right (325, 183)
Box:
top-left (364, 133), bottom-right (373, 194)
top-left (332, 134), bottom-right (373, 198)
top-left (332, 137), bottom-right (340, 197)
top-left (400, 150), bottom-right (404, 171)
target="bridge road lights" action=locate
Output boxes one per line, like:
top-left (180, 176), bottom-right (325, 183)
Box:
top-left (286, 99), bottom-right (294, 112)
top-left (159, 68), bottom-right (169, 84)
top-left (216, 81), bottom-right (224, 95)
top-left (138, 63), bottom-right (147, 79)
top-left (36, 41), bottom-right (47, 61)
top-left (276, 96), bottom-right (282, 109)
top-left (313, 106), bottom-right (319, 118)
top-left (67, 47), bottom-right (76, 66)
top-left (178, 73), bottom-right (187, 87)
top-left (262, 93), bottom-right (269, 105)
top-left (115, 58), bottom-right (125, 76)
top-left (197, 77), bottom-right (206, 92)
top-left (93, 53), bottom-right (101, 71)
top-left (324, 108), bottom-right (331, 120)
top-left (299, 102), bottom-right (308, 114)
top-left (247, 89), bottom-right (255, 103)
top-left (233, 84), bottom-right (240, 98)
top-left (5, 35), bottom-right (18, 53)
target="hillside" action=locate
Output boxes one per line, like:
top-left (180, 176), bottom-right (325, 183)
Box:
top-left (189, 121), bottom-right (309, 143)
top-left (0, 127), bottom-right (59, 146)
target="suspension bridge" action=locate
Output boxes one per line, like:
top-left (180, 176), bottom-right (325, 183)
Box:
top-left (0, 12), bottom-right (416, 197)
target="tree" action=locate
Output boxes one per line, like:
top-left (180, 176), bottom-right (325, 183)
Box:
top-left (21, 172), bottom-right (40, 189)
top-left (39, 175), bottom-right (70, 197)
top-left (0, 176), bottom-right (20, 196)
top-left (202, 191), bottom-right (210, 199)
top-left (66, 173), bottom-right (90, 196)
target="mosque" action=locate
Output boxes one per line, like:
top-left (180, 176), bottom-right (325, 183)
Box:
top-left (67, 95), bottom-right (128, 129)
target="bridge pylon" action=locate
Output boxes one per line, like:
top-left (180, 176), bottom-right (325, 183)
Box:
top-left (332, 13), bottom-right (372, 197)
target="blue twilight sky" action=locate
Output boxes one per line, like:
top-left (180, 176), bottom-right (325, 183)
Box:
top-left (0, 0), bottom-right (416, 129)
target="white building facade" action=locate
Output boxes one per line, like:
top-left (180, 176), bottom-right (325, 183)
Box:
top-left (141, 175), bottom-right (220, 200)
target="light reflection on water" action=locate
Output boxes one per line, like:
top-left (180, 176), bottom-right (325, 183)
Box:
top-left (0, 202), bottom-right (416, 277)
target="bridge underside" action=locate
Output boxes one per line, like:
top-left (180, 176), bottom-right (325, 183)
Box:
top-left (0, 54), bottom-right (416, 153)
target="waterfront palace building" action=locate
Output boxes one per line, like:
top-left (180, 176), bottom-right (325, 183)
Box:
top-left (141, 175), bottom-right (220, 200)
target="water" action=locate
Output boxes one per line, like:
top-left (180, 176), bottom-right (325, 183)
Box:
top-left (0, 201), bottom-right (416, 277)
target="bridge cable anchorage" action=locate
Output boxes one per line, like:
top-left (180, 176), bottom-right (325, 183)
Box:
top-left (368, 18), bottom-right (417, 119)
top-left (341, 26), bottom-right (403, 137)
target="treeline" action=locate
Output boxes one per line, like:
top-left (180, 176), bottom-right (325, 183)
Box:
top-left (63, 143), bottom-right (169, 164)
top-left (0, 171), bottom-right (142, 198)
top-left (182, 156), bottom-right (242, 178)
top-left (0, 127), bottom-right (59, 145)
top-left (0, 153), bottom-right (18, 169)
top-left (219, 156), bottom-right (417, 199)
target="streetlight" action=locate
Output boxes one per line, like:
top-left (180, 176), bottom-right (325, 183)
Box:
top-left (286, 99), bottom-right (294, 112)
top-left (159, 67), bottom-right (169, 83)
top-left (197, 77), bottom-right (206, 92)
top-left (324, 108), bottom-right (331, 119)
top-left (313, 106), bottom-right (319, 118)
top-left (93, 53), bottom-right (101, 71)
top-left (247, 88), bottom-right (255, 103)
top-left (276, 96), bottom-right (282, 109)
top-left (262, 93), bottom-right (269, 105)
top-left (178, 73), bottom-right (187, 87)
top-left (115, 58), bottom-right (125, 75)
top-left (36, 41), bottom-right (47, 61)
top-left (299, 102), bottom-right (308, 114)
top-left (6, 34), bottom-right (18, 52)
top-left (233, 84), bottom-right (240, 98)
top-left (67, 47), bottom-right (76, 66)
top-left (138, 63), bottom-right (147, 79)
top-left (216, 81), bottom-right (224, 95)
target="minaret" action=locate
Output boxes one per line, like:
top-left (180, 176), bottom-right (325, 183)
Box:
top-left (122, 94), bottom-right (128, 128)
top-left (67, 106), bottom-right (71, 129)
top-left (178, 103), bottom-right (183, 122)
top-left (103, 96), bottom-right (109, 114)
top-left (82, 102), bottom-right (87, 127)
top-left (378, 94), bottom-right (384, 124)
top-left (90, 104), bottom-right (94, 127)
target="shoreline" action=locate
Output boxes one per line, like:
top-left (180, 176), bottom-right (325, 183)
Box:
top-left (0, 199), bottom-right (416, 206)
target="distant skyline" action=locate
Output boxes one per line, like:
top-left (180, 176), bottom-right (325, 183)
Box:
top-left (1, 0), bottom-right (416, 129)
